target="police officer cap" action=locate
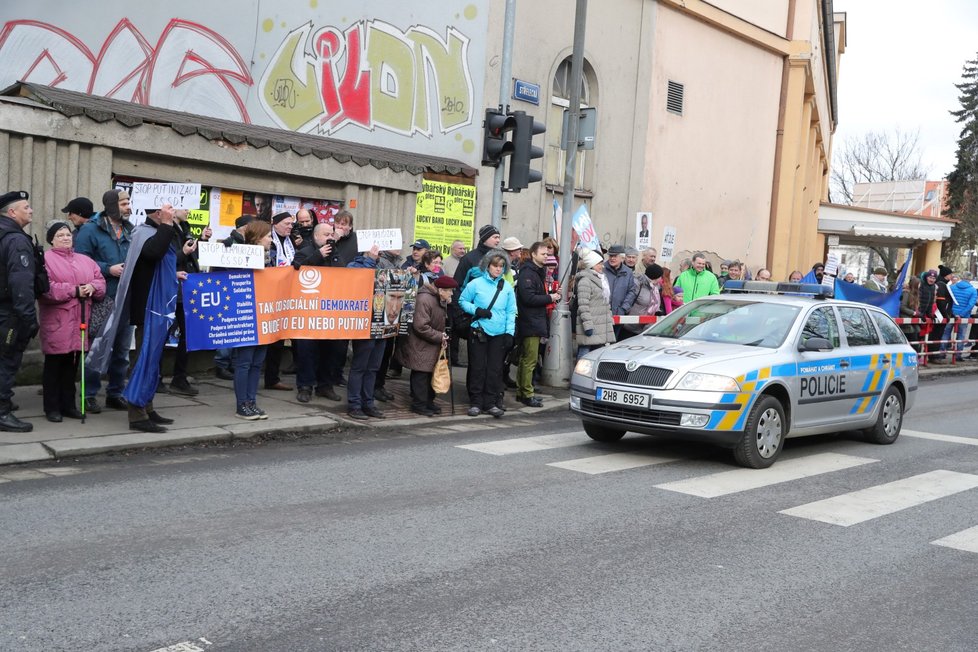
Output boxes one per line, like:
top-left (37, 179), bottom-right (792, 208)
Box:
top-left (0, 190), bottom-right (28, 212)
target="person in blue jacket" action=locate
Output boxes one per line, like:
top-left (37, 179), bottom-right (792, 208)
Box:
top-left (941, 271), bottom-right (978, 361)
top-left (459, 248), bottom-right (516, 418)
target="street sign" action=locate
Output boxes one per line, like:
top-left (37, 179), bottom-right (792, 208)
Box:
top-left (513, 79), bottom-right (541, 105)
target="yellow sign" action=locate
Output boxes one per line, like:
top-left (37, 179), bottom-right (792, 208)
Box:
top-left (219, 190), bottom-right (243, 227)
top-left (414, 180), bottom-right (476, 257)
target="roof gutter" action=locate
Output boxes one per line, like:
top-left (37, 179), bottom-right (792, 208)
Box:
top-left (820, 0), bottom-right (838, 129)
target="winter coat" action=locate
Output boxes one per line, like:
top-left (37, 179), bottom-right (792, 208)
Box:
top-left (624, 274), bottom-right (660, 334)
top-left (575, 269), bottom-right (615, 346)
top-left (603, 262), bottom-right (638, 315)
top-left (899, 289), bottom-right (921, 341)
top-left (398, 284), bottom-right (447, 372)
top-left (0, 215), bottom-right (39, 327)
top-left (453, 243), bottom-right (493, 289)
top-left (674, 267), bottom-right (720, 301)
top-left (73, 212), bottom-right (134, 299)
top-left (516, 260), bottom-right (552, 338)
top-left (919, 278), bottom-right (937, 318)
top-left (347, 253), bottom-right (378, 269)
top-left (332, 230), bottom-right (359, 267)
top-left (292, 238), bottom-right (340, 268)
top-left (126, 216), bottom-right (177, 327)
top-left (38, 248), bottom-right (106, 354)
top-left (459, 249), bottom-right (516, 337)
top-left (949, 279), bottom-right (978, 317)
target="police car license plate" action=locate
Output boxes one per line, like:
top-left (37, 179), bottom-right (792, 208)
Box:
top-left (596, 387), bottom-right (650, 408)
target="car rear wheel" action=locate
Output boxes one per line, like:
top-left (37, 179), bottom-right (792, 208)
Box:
top-left (863, 386), bottom-right (903, 445)
top-left (584, 422), bottom-right (626, 442)
top-left (733, 395), bottom-right (786, 469)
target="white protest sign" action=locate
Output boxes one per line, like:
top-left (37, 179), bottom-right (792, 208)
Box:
top-left (822, 251), bottom-right (840, 290)
top-left (198, 241), bottom-right (266, 270)
top-left (357, 228), bottom-right (403, 252)
top-left (660, 225), bottom-right (677, 262)
top-left (130, 181), bottom-right (202, 210)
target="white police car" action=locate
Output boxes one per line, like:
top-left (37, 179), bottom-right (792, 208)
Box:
top-left (570, 282), bottom-right (918, 468)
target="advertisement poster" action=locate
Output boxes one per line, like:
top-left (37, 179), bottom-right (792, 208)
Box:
top-left (414, 180), bottom-right (476, 256)
top-left (636, 211), bottom-right (652, 251)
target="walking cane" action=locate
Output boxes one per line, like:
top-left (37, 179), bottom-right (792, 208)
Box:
top-left (79, 293), bottom-right (88, 424)
top-left (446, 327), bottom-right (456, 416)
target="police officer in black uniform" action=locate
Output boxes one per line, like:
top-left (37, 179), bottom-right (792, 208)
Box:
top-left (0, 190), bottom-right (39, 432)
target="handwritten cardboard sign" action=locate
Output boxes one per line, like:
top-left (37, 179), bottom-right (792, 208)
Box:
top-left (198, 241), bottom-right (266, 270)
top-left (131, 182), bottom-right (202, 210)
top-left (356, 228), bottom-right (402, 253)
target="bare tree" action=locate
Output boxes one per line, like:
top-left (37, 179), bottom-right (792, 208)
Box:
top-left (830, 128), bottom-right (929, 204)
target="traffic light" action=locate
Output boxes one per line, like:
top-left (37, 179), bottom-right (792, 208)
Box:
top-left (482, 108), bottom-right (516, 167)
top-left (508, 110), bottom-right (546, 191)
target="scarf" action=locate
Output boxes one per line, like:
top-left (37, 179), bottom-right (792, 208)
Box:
top-left (598, 270), bottom-right (611, 302)
top-left (271, 230), bottom-right (295, 267)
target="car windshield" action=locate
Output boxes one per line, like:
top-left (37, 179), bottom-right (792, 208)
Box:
top-left (644, 299), bottom-right (800, 348)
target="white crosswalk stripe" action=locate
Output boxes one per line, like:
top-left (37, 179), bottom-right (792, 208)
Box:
top-left (547, 452), bottom-right (679, 474)
top-left (654, 453), bottom-right (878, 498)
top-left (779, 469), bottom-right (978, 526)
top-left (931, 525), bottom-right (978, 554)
top-left (456, 431), bottom-right (586, 455)
top-left (901, 430), bottom-right (978, 446)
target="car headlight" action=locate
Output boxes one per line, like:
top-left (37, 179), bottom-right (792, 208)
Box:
top-left (675, 372), bottom-right (740, 392)
top-left (573, 358), bottom-right (595, 378)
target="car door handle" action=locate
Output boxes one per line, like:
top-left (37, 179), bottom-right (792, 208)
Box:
top-left (839, 359), bottom-right (851, 368)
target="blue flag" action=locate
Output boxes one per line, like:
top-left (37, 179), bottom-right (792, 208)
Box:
top-left (124, 249), bottom-right (178, 408)
top-left (833, 251), bottom-right (912, 317)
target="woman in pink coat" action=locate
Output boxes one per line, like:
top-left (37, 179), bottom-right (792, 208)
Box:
top-left (39, 222), bottom-right (106, 422)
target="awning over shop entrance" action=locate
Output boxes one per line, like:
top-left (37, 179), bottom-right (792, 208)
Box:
top-left (819, 202), bottom-right (955, 247)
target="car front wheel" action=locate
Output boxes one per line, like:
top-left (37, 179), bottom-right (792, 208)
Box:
top-left (733, 395), bottom-right (786, 469)
top-left (584, 422), bottom-right (626, 442)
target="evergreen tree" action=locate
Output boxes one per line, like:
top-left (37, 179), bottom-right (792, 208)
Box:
top-left (946, 53), bottom-right (978, 256)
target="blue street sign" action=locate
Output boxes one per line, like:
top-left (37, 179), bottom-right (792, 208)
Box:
top-left (513, 79), bottom-right (540, 105)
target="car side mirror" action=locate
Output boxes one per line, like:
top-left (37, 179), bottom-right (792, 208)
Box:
top-left (799, 337), bottom-right (833, 352)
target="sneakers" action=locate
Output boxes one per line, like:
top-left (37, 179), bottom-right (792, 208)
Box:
top-left (235, 404), bottom-right (261, 420)
top-left (363, 406), bottom-right (385, 419)
top-left (169, 377), bottom-right (199, 396)
top-left (84, 397), bottom-right (102, 414)
top-left (0, 412), bottom-right (32, 432)
top-left (105, 395), bottom-right (128, 410)
top-left (347, 408), bottom-right (370, 421)
top-left (248, 402), bottom-right (268, 420)
top-left (519, 396), bottom-right (544, 408)
top-left (297, 387), bottom-right (312, 403)
top-left (487, 406), bottom-right (505, 418)
top-left (316, 386), bottom-right (341, 401)
top-left (467, 406), bottom-right (481, 417)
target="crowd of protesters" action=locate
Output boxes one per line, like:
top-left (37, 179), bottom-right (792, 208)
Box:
top-left (2, 185), bottom-right (975, 434)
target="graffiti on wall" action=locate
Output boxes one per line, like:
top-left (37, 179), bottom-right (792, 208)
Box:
top-left (259, 20), bottom-right (473, 138)
top-left (0, 19), bottom-right (253, 122)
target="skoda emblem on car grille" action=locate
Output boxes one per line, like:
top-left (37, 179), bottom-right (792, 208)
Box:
top-left (625, 361), bottom-right (639, 372)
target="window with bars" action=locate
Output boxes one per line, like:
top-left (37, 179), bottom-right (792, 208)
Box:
top-left (667, 80), bottom-right (684, 115)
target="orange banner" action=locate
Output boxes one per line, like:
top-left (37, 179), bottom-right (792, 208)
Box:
top-left (252, 267), bottom-right (375, 343)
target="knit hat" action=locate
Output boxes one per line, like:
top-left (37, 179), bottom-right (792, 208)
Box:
top-left (433, 276), bottom-right (458, 289)
top-left (873, 267), bottom-right (887, 275)
top-left (581, 249), bottom-right (603, 269)
top-left (272, 211), bottom-right (292, 224)
top-left (478, 224), bottom-right (500, 245)
top-left (939, 264), bottom-right (953, 278)
top-left (645, 263), bottom-right (663, 281)
top-left (46, 221), bottom-right (71, 244)
top-left (102, 190), bottom-right (121, 219)
top-left (925, 269), bottom-right (938, 279)
top-left (545, 255), bottom-right (558, 267)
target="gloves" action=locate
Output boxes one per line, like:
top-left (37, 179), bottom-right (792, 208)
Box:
top-left (501, 334), bottom-right (514, 351)
top-left (474, 308), bottom-right (493, 319)
top-left (584, 328), bottom-right (594, 337)
top-left (26, 321), bottom-right (39, 340)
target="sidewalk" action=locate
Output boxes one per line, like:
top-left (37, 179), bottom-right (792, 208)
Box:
top-left (0, 367), bottom-right (570, 466)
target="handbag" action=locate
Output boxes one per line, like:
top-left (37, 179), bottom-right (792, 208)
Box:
top-left (431, 348), bottom-right (451, 394)
top-left (88, 295), bottom-right (115, 339)
top-left (453, 278), bottom-right (506, 340)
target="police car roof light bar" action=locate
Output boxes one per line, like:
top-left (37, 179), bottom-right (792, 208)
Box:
top-left (721, 280), bottom-right (833, 298)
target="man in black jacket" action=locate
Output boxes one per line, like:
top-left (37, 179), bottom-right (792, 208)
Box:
top-left (292, 222), bottom-right (343, 402)
top-left (515, 241), bottom-right (560, 407)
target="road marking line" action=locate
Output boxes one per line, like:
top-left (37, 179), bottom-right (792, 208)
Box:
top-left (456, 431), bottom-right (585, 455)
top-left (654, 453), bottom-right (878, 498)
top-left (547, 452), bottom-right (679, 474)
top-left (932, 525), bottom-right (978, 554)
top-left (780, 469), bottom-right (978, 526)
top-left (901, 430), bottom-right (978, 446)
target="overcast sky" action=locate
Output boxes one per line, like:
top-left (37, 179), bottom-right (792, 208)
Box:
top-left (833, 0), bottom-right (978, 178)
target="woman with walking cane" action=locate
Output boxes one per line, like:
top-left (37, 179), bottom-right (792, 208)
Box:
top-left (398, 275), bottom-right (457, 416)
top-left (38, 222), bottom-right (105, 422)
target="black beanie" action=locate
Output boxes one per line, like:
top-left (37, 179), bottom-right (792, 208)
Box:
top-left (939, 264), bottom-right (953, 279)
top-left (46, 221), bottom-right (71, 244)
top-left (645, 263), bottom-right (663, 281)
top-left (272, 211), bottom-right (292, 224)
top-left (102, 190), bottom-right (120, 220)
top-left (478, 224), bottom-right (500, 245)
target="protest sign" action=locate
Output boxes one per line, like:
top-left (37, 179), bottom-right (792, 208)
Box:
top-left (356, 228), bottom-right (402, 252)
top-left (197, 242), bottom-right (266, 270)
top-left (636, 212), bottom-right (652, 251)
top-left (571, 205), bottom-right (601, 251)
top-left (130, 181), bottom-right (201, 210)
top-left (660, 226), bottom-right (677, 262)
top-left (414, 180), bottom-right (477, 255)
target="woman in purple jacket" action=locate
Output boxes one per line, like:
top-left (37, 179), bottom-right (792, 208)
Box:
top-left (39, 222), bottom-right (106, 422)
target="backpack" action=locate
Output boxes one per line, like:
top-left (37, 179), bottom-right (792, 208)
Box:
top-left (0, 230), bottom-right (49, 299)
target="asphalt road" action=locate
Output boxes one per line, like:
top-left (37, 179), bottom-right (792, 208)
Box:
top-left (2, 377), bottom-right (977, 652)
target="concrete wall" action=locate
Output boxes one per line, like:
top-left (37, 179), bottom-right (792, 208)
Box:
top-left (706, 0), bottom-right (789, 37)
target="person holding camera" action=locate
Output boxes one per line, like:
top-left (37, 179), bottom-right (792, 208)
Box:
top-left (39, 222), bottom-right (107, 422)
top-left (459, 248), bottom-right (516, 418)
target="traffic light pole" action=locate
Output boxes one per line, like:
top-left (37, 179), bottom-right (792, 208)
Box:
top-left (491, 0), bottom-right (517, 230)
top-left (542, 0), bottom-right (588, 388)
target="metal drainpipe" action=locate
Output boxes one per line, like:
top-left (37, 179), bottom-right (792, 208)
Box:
top-left (821, 0), bottom-right (838, 129)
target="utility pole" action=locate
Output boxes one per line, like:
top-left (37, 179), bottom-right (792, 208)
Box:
top-left (542, 0), bottom-right (587, 387)
top-left (490, 0), bottom-right (517, 230)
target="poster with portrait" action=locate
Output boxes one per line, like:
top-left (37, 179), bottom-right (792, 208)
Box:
top-left (635, 212), bottom-right (652, 251)
top-left (370, 268), bottom-right (416, 338)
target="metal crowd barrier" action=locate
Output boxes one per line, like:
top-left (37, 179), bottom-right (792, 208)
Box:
top-left (611, 315), bottom-right (978, 368)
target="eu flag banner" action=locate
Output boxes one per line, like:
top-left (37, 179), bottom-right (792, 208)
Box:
top-left (185, 270), bottom-right (260, 351)
top-left (833, 251), bottom-right (912, 318)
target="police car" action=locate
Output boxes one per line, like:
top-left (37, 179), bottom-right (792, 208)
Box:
top-left (570, 281), bottom-right (918, 468)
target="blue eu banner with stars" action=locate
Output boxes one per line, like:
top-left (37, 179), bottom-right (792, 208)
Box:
top-left (185, 270), bottom-right (259, 351)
